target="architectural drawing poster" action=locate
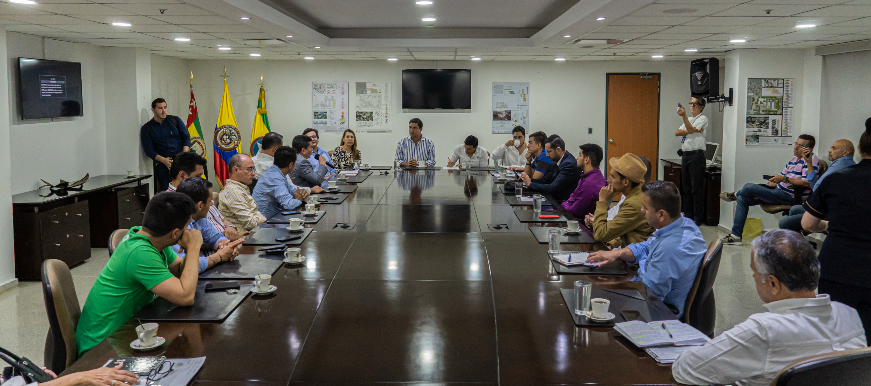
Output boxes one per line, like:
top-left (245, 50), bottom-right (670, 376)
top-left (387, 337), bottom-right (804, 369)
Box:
top-left (354, 82), bottom-right (391, 133)
top-left (492, 82), bottom-right (529, 134)
top-left (312, 81), bottom-right (349, 133)
top-left (745, 78), bottom-right (794, 146)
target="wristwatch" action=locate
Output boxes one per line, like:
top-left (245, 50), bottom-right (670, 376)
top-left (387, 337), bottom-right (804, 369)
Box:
top-left (228, 224), bottom-right (237, 229)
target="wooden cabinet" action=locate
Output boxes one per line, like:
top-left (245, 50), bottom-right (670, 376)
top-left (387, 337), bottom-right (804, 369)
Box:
top-left (661, 160), bottom-right (721, 226)
top-left (89, 183), bottom-right (149, 247)
top-left (14, 200), bottom-right (91, 280)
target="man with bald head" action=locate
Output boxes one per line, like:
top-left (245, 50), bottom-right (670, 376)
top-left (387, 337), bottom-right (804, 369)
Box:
top-left (779, 139), bottom-right (855, 232)
top-left (218, 154), bottom-right (267, 231)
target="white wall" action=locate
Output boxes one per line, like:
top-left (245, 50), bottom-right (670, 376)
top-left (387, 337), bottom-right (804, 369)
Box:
top-left (149, 58), bottom-right (705, 182)
top-left (0, 29), bottom-right (19, 290)
top-left (820, 50), bottom-right (871, 156)
top-left (5, 33), bottom-right (108, 194)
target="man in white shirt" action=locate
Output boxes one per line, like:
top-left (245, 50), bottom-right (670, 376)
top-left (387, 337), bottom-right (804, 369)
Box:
top-left (447, 135), bottom-right (489, 168)
top-left (251, 132), bottom-right (318, 194)
top-left (675, 97), bottom-right (709, 225)
top-left (491, 126), bottom-right (528, 169)
top-left (672, 229), bottom-right (866, 386)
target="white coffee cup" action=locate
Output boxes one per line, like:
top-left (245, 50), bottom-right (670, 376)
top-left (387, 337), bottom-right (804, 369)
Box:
top-left (309, 196), bottom-right (319, 205)
top-left (513, 139), bottom-right (521, 147)
top-left (590, 298), bottom-right (610, 318)
top-left (135, 322), bottom-right (159, 346)
top-left (127, 169), bottom-right (135, 178)
top-left (288, 218), bottom-right (303, 231)
top-left (567, 220), bottom-right (580, 233)
top-left (284, 247), bottom-right (302, 262)
top-left (328, 180), bottom-right (337, 189)
top-left (338, 174), bottom-right (348, 180)
top-left (305, 203), bottom-right (316, 214)
top-left (255, 274), bottom-right (272, 292)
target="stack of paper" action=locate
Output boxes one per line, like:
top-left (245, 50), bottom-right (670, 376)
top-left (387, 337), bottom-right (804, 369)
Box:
top-left (614, 320), bottom-right (710, 363)
top-left (339, 170), bottom-right (358, 176)
top-left (644, 346), bottom-right (696, 364)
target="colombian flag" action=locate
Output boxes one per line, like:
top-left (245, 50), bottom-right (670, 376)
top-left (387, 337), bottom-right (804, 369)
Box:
top-left (185, 85), bottom-right (207, 179)
top-left (213, 79), bottom-right (241, 187)
top-left (249, 86), bottom-right (271, 156)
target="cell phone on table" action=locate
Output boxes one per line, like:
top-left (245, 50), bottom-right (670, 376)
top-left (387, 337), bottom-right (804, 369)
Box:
top-left (281, 210), bottom-right (299, 215)
top-left (275, 235), bottom-right (302, 242)
top-left (621, 310), bottom-right (647, 322)
top-left (205, 281), bottom-right (241, 292)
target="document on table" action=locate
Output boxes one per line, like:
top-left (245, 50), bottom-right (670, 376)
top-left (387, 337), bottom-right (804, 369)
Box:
top-left (519, 196), bottom-right (534, 201)
top-left (339, 170), bottom-right (358, 176)
top-left (614, 320), bottom-right (710, 348)
top-left (645, 346), bottom-right (696, 364)
top-left (443, 166), bottom-right (460, 170)
top-left (103, 357), bottom-right (205, 386)
top-left (550, 252), bottom-right (597, 267)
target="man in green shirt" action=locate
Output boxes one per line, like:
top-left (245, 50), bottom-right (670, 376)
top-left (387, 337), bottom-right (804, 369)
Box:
top-left (75, 192), bottom-right (203, 357)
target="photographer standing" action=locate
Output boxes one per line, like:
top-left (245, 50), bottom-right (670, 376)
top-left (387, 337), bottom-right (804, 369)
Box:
top-left (676, 97), bottom-right (709, 226)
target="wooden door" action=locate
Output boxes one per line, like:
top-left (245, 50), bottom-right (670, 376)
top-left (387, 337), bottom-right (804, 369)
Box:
top-left (606, 74), bottom-right (660, 181)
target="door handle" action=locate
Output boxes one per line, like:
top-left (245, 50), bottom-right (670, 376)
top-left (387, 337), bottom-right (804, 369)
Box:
top-left (609, 139), bottom-right (614, 143)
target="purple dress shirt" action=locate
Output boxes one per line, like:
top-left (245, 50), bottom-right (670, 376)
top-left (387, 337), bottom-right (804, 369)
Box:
top-left (562, 168), bottom-right (608, 219)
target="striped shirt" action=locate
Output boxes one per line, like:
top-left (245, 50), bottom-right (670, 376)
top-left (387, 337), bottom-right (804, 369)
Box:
top-left (167, 183), bottom-right (226, 233)
top-left (219, 179), bottom-right (266, 231)
top-left (778, 154), bottom-right (818, 199)
top-left (394, 136), bottom-right (436, 167)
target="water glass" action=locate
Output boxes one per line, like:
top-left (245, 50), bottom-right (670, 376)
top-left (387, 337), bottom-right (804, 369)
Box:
top-left (515, 185), bottom-right (523, 199)
top-left (574, 280), bottom-right (593, 315)
top-left (533, 194), bottom-right (542, 212)
top-left (548, 229), bottom-right (561, 254)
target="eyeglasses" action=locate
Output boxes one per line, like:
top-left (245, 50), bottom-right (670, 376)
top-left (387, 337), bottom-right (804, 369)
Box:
top-left (688, 102), bottom-right (700, 106)
top-left (243, 167), bottom-right (256, 172)
top-left (307, 134), bottom-right (318, 139)
top-left (794, 143), bottom-right (810, 149)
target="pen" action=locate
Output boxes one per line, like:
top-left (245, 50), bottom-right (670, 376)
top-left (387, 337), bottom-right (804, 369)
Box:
top-left (568, 254), bottom-right (572, 262)
top-left (661, 323), bottom-right (673, 339)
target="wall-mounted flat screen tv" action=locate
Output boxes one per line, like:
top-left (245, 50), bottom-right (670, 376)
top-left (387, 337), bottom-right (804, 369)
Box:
top-left (402, 69), bottom-right (471, 110)
top-left (18, 58), bottom-right (84, 119)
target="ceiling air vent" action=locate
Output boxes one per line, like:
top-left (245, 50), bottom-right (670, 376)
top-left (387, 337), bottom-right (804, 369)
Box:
top-left (238, 39), bottom-right (287, 45)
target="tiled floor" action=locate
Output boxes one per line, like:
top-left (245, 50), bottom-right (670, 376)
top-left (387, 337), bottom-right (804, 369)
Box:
top-left (0, 225), bottom-right (764, 368)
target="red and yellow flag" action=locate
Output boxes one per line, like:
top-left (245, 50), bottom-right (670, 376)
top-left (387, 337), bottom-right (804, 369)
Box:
top-left (213, 79), bottom-right (241, 187)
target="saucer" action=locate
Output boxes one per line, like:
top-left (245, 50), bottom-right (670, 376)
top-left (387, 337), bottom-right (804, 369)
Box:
top-left (283, 255), bottom-right (307, 265)
top-left (287, 228), bottom-right (304, 233)
top-left (303, 212), bottom-right (318, 217)
top-left (587, 311), bottom-right (616, 322)
top-left (130, 336), bottom-right (165, 351)
top-left (564, 229), bottom-right (580, 235)
top-left (251, 285), bottom-right (277, 295)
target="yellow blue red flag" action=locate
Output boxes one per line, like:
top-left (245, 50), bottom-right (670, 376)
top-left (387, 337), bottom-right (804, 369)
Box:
top-left (213, 79), bottom-right (241, 187)
top-left (249, 86), bottom-right (271, 156)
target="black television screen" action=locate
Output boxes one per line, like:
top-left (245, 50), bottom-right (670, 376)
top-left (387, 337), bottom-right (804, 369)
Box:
top-left (402, 69), bottom-right (471, 110)
top-left (18, 58), bottom-right (83, 119)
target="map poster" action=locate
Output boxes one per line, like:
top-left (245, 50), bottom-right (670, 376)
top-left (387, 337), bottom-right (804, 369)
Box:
top-left (492, 82), bottom-right (529, 134)
top-left (312, 82), bottom-right (349, 133)
top-left (745, 78), bottom-right (794, 146)
top-left (354, 82), bottom-right (391, 133)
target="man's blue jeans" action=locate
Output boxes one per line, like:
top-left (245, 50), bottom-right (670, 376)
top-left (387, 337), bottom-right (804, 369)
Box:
top-left (730, 183), bottom-right (793, 236)
top-left (778, 205), bottom-right (806, 232)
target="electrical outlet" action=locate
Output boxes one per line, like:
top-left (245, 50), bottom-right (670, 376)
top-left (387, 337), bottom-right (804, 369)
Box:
top-left (588, 127), bottom-right (593, 134)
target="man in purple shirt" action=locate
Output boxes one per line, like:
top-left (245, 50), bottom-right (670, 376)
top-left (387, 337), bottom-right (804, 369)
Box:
top-left (563, 144), bottom-right (608, 219)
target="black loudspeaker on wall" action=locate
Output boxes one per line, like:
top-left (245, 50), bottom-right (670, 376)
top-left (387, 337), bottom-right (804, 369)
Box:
top-left (690, 57), bottom-right (719, 98)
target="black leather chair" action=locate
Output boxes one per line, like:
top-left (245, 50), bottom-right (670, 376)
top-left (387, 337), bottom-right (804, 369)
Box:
top-left (680, 239), bottom-right (723, 338)
top-left (107, 228), bottom-right (129, 257)
top-left (761, 159), bottom-right (828, 216)
top-left (41, 259), bottom-right (81, 373)
top-left (771, 347), bottom-right (871, 386)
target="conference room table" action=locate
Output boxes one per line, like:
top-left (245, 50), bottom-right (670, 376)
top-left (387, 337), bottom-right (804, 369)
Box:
top-left (64, 168), bottom-right (681, 385)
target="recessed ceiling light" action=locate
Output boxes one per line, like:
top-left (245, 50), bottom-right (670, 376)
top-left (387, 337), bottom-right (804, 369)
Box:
top-left (10, 0), bottom-right (36, 4)
top-left (471, 57), bottom-right (482, 61)
top-left (555, 57), bottom-right (566, 61)
top-left (286, 35), bottom-right (293, 38)
top-left (314, 46), bottom-right (320, 49)
top-left (304, 56), bottom-right (315, 60)
top-left (416, 0), bottom-right (433, 4)
top-left (596, 17), bottom-right (605, 21)
top-left (422, 17), bottom-right (436, 22)
top-left (684, 48), bottom-right (698, 52)
top-left (652, 54), bottom-right (664, 58)
top-left (250, 53), bottom-right (261, 57)
top-left (388, 58), bottom-right (398, 61)
top-left (219, 47), bottom-right (231, 51)
top-left (564, 35), bottom-right (571, 38)
top-left (112, 22), bottom-right (131, 27)
top-left (795, 23), bottom-right (817, 29)
top-left (175, 37), bottom-right (190, 42)
top-left (730, 38), bottom-right (747, 43)
top-left (240, 16), bottom-right (250, 20)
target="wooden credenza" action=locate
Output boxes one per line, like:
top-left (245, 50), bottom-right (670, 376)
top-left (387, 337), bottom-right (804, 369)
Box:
top-left (661, 159), bottom-right (721, 226)
top-left (12, 175), bottom-right (151, 281)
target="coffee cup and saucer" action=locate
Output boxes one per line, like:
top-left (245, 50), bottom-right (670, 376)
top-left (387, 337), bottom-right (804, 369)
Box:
top-left (304, 204), bottom-right (318, 217)
top-left (131, 323), bottom-right (165, 351)
top-left (565, 220), bottom-right (581, 235)
top-left (327, 180), bottom-right (339, 192)
top-left (283, 247), bottom-right (306, 265)
top-left (587, 298), bottom-right (615, 321)
top-left (251, 274), bottom-right (276, 295)
top-left (287, 218), bottom-right (304, 233)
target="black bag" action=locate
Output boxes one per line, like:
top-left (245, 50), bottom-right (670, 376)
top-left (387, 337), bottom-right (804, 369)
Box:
top-left (503, 180), bottom-right (522, 192)
top-left (0, 347), bottom-right (53, 384)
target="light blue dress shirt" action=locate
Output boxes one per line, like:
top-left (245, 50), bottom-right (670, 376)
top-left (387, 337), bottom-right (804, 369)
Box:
top-left (253, 164), bottom-right (303, 220)
top-left (808, 155), bottom-right (855, 191)
top-left (627, 216), bottom-right (706, 318)
top-left (172, 217), bottom-right (228, 273)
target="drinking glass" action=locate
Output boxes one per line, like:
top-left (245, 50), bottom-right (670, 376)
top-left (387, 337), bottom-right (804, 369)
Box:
top-left (548, 229), bottom-right (561, 254)
top-left (575, 280), bottom-right (592, 315)
top-left (533, 194), bottom-right (542, 213)
top-left (515, 186), bottom-right (523, 199)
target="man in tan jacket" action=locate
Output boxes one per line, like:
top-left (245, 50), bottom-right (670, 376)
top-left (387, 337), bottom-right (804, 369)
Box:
top-left (588, 153), bottom-right (654, 248)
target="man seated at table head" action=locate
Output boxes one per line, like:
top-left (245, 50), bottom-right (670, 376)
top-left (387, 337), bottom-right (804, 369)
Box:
top-left (562, 143), bottom-right (608, 219)
top-left (779, 139), bottom-right (855, 232)
top-left (289, 135), bottom-right (330, 189)
top-left (719, 134), bottom-right (819, 245)
top-left (395, 118), bottom-right (436, 168)
top-left (218, 154), bottom-right (267, 232)
top-left (517, 131), bottom-right (553, 180)
top-left (168, 152), bottom-right (240, 241)
top-left (588, 153), bottom-right (654, 248)
top-left (76, 192), bottom-right (202, 357)
top-left (586, 180), bottom-right (705, 317)
top-left (520, 136), bottom-right (580, 203)
top-left (492, 126), bottom-right (528, 169)
top-left (448, 135), bottom-right (489, 168)
top-left (671, 229), bottom-right (867, 386)
top-left (303, 128), bottom-right (337, 180)
top-left (173, 177), bottom-right (242, 273)
top-left (253, 146), bottom-right (308, 219)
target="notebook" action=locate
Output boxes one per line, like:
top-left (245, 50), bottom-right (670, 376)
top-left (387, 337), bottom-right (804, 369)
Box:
top-left (550, 252), bottom-right (599, 267)
top-left (614, 320), bottom-right (710, 348)
top-left (645, 346), bottom-right (697, 364)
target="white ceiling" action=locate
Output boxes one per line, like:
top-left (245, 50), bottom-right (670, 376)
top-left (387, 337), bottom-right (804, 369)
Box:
top-left (0, 0), bottom-right (870, 61)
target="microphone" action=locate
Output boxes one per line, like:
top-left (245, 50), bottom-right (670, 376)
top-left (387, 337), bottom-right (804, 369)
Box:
top-left (314, 153), bottom-right (336, 169)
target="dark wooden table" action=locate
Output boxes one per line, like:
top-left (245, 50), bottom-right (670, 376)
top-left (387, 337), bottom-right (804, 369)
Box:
top-left (65, 169), bottom-right (679, 385)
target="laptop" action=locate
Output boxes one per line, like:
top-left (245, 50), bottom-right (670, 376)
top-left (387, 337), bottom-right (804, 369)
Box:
top-left (705, 142), bottom-right (720, 166)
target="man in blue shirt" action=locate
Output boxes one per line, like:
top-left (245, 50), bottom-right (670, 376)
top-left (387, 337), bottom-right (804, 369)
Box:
top-left (303, 128), bottom-right (337, 180)
top-left (586, 180), bottom-right (706, 317)
top-left (514, 131), bottom-right (554, 182)
top-left (254, 146), bottom-right (306, 219)
top-left (172, 178), bottom-right (243, 273)
top-left (141, 98), bottom-right (191, 192)
top-left (779, 139), bottom-right (855, 232)
top-left (395, 118), bottom-right (436, 168)
top-left (290, 135), bottom-right (330, 189)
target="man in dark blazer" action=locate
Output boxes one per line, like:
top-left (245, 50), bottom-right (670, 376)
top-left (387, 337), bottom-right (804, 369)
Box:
top-left (521, 136), bottom-right (581, 203)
